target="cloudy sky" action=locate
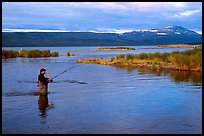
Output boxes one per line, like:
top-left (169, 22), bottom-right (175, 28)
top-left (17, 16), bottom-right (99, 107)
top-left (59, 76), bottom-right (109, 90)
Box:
top-left (2, 2), bottom-right (202, 33)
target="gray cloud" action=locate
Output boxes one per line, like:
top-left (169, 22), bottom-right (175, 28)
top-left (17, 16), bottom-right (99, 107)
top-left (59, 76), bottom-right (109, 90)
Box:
top-left (2, 2), bottom-right (202, 32)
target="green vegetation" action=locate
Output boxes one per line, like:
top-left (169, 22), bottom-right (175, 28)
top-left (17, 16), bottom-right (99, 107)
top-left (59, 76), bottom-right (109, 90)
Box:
top-left (168, 48), bottom-right (202, 71)
top-left (76, 47), bottom-right (202, 72)
top-left (2, 49), bottom-right (59, 58)
top-left (2, 50), bottom-right (19, 59)
top-left (97, 46), bottom-right (136, 51)
top-left (18, 50), bottom-right (51, 58)
top-left (156, 44), bottom-right (194, 48)
top-left (116, 54), bottom-right (125, 59)
top-left (115, 47), bottom-right (202, 71)
top-left (121, 52), bottom-right (171, 62)
top-left (50, 51), bottom-right (59, 57)
top-left (67, 52), bottom-right (76, 56)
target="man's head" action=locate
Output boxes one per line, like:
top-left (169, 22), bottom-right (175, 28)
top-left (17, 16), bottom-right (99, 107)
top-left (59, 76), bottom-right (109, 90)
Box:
top-left (40, 68), bottom-right (47, 75)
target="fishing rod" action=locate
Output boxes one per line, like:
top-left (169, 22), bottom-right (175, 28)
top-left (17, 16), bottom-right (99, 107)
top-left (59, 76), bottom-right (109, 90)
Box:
top-left (51, 65), bottom-right (80, 80)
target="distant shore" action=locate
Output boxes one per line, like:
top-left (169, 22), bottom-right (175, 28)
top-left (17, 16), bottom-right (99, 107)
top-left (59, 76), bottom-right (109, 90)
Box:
top-left (69, 44), bottom-right (198, 52)
top-left (2, 44), bottom-right (201, 59)
top-left (96, 47), bottom-right (136, 51)
top-left (156, 44), bottom-right (196, 49)
top-left (69, 46), bottom-right (137, 52)
top-left (2, 49), bottom-right (76, 58)
top-left (76, 45), bottom-right (202, 72)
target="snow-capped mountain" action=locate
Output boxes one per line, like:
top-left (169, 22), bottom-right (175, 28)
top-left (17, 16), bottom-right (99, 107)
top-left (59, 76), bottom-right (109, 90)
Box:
top-left (2, 26), bottom-right (202, 47)
top-left (124, 26), bottom-right (199, 35)
top-left (120, 26), bottom-right (201, 45)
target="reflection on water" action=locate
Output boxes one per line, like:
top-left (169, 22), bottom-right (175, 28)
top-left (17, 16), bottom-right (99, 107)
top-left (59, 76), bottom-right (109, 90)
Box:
top-left (38, 94), bottom-right (54, 124)
top-left (17, 80), bottom-right (38, 84)
top-left (2, 57), bottom-right (72, 64)
top-left (114, 66), bottom-right (202, 85)
top-left (3, 91), bottom-right (55, 97)
top-left (53, 79), bottom-right (87, 84)
top-left (17, 79), bottom-right (88, 84)
top-left (2, 58), bottom-right (17, 63)
top-left (38, 94), bottom-right (48, 123)
top-left (4, 91), bottom-right (40, 96)
top-left (18, 58), bottom-right (53, 64)
top-left (168, 70), bottom-right (202, 84)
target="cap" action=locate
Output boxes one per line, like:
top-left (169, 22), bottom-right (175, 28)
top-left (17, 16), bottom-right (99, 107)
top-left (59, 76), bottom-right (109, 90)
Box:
top-left (40, 68), bottom-right (47, 72)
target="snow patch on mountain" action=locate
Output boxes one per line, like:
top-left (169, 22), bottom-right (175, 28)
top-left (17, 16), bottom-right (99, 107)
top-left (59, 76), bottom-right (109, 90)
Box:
top-left (166, 26), bottom-right (174, 29)
top-left (175, 32), bottom-right (181, 34)
top-left (149, 29), bottom-right (159, 32)
top-left (157, 33), bottom-right (167, 35)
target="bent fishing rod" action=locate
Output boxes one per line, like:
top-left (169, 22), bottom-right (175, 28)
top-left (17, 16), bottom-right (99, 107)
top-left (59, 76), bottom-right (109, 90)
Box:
top-left (51, 65), bottom-right (80, 80)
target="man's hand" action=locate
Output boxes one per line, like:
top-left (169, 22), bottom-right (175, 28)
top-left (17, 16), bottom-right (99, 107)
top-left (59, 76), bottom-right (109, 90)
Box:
top-left (48, 77), bottom-right (53, 82)
top-left (48, 77), bottom-right (52, 81)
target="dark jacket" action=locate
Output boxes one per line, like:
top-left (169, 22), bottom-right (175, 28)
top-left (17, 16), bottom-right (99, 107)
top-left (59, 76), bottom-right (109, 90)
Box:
top-left (38, 74), bottom-right (50, 94)
top-left (38, 74), bottom-right (49, 86)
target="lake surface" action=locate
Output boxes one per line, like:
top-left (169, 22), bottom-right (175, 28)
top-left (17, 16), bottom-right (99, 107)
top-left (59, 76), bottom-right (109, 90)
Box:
top-left (2, 46), bottom-right (202, 134)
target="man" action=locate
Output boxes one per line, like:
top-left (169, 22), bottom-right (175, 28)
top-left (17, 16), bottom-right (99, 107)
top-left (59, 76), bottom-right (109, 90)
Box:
top-left (38, 68), bottom-right (53, 95)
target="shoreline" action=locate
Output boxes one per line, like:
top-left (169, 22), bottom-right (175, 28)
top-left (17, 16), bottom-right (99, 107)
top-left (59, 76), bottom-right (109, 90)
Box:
top-left (69, 44), bottom-right (199, 52)
top-left (76, 58), bottom-right (201, 72)
top-left (76, 58), bottom-right (202, 72)
top-left (76, 46), bottom-right (202, 72)
top-left (2, 44), bottom-right (201, 59)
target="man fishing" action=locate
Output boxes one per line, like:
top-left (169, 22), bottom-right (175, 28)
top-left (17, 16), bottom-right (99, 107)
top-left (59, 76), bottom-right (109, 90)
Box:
top-left (37, 68), bottom-right (53, 95)
top-left (37, 65), bottom-right (82, 94)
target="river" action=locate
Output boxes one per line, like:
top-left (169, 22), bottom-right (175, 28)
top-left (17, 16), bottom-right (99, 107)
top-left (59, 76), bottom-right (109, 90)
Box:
top-left (2, 46), bottom-right (202, 134)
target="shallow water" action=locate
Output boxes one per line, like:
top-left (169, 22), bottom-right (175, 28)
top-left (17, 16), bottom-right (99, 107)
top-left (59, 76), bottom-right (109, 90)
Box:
top-left (2, 46), bottom-right (202, 134)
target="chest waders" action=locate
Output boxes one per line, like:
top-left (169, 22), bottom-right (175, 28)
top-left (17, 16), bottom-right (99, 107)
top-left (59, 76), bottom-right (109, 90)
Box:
top-left (39, 81), bottom-right (48, 95)
top-left (38, 94), bottom-right (48, 110)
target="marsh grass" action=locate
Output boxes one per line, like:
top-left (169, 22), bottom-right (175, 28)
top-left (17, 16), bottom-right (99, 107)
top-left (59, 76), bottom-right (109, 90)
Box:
top-left (116, 54), bottom-right (125, 59)
top-left (2, 49), bottom-right (59, 58)
top-left (75, 47), bottom-right (202, 71)
top-left (2, 50), bottom-right (18, 59)
top-left (50, 51), bottom-right (59, 57)
top-left (114, 47), bottom-right (202, 71)
top-left (98, 47), bottom-right (136, 50)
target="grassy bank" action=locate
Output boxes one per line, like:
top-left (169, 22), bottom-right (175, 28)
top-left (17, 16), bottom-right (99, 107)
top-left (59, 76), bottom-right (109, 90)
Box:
top-left (76, 47), bottom-right (202, 72)
top-left (156, 44), bottom-right (195, 48)
top-left (96, 47), bottom-right (136, 51)
top-left (2, 49), bottom-right (59, 58)
top-left (69, 46), bottom-right (137, 52)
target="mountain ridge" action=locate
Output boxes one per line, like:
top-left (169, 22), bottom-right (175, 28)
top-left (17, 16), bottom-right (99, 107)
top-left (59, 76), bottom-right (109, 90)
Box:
top-left (2, 26), bottom-right (202, 47)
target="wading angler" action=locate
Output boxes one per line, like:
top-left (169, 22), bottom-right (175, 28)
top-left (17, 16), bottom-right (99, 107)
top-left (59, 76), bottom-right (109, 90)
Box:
top-left (37, 68), bottom-right (53, 95)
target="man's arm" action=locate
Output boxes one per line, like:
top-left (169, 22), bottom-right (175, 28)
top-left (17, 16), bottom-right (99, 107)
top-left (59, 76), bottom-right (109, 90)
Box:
top-left (46, 77), bottom-right (53, 82)
top-left (38, 75), bottom-right (50, 85)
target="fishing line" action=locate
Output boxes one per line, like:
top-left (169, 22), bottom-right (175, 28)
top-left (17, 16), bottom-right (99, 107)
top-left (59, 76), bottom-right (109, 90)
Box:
top-left (52, 65), bottom-right (81, 79)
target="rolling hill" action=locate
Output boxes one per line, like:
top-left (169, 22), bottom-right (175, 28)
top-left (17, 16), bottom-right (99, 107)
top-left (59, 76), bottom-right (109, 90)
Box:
top-left (2, 26), bottom-right (202, 47)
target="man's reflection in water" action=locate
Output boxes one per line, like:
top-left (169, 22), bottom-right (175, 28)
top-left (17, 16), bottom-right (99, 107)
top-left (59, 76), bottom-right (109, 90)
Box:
top-left (38, 93), bottom-right (48, 117)
top-left (38, 93), bottom-right (54, 124)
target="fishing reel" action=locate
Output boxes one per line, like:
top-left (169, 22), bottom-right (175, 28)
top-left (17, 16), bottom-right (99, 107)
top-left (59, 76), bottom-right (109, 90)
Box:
top-left (49, 79), bottom-right (54, 83)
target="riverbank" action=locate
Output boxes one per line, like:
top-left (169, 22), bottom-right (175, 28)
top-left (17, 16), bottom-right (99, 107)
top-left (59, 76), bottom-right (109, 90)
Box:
top-left (156, 44), bottom-right (196, 49)
top-left (2, 49), bottom-right (77, 58)
top-left (69, 44), bottom-right (198, 52)
top-left (96, 47), bottom-right (136, 51)
top-left (69, 46), bottom-right (137, 52)
top-left (2, 49), bottom-right (59, 58)
top-left (2, 44), bottom-right (200, 59)
top-left (76, 47), bottom-right (202, 72)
